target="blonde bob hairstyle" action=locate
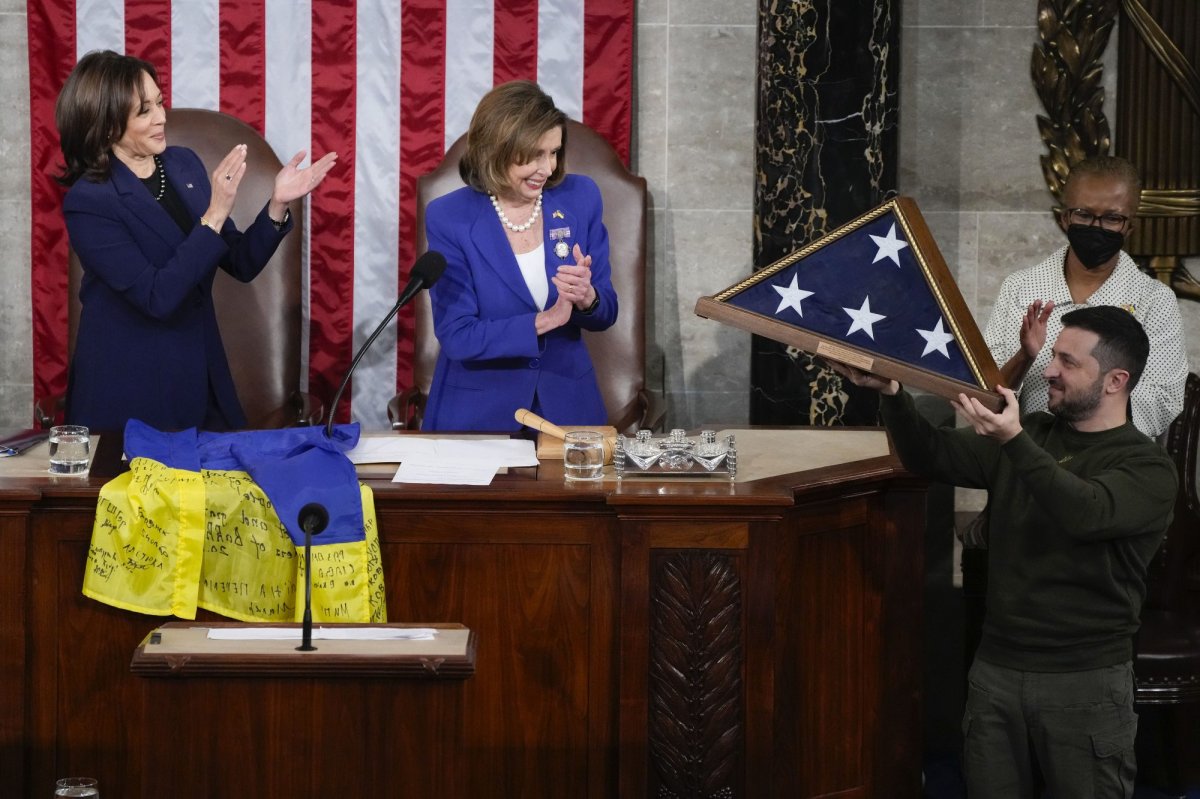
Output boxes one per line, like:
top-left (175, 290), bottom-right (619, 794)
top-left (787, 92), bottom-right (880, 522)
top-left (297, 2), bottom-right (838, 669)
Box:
top-left (459, 80), bottom-right (568, 197)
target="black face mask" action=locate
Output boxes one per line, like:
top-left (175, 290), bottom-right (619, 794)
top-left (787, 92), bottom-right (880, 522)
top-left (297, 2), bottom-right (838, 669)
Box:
top-left (1066, 224), bottom-right (1125, 270)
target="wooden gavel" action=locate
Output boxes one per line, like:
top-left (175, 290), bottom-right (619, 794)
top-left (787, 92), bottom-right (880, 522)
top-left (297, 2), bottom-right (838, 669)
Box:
top-left (514, 409), bottom-right (617, 463)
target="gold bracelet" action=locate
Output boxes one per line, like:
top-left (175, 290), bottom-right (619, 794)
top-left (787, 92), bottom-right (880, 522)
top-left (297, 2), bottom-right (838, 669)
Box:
top-left (199, 216), bottom-right (220, 235)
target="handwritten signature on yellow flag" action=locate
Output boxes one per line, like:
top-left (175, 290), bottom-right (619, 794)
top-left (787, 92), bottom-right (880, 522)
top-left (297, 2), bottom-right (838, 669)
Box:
top-left (83, 457), bottom-right (385, 623)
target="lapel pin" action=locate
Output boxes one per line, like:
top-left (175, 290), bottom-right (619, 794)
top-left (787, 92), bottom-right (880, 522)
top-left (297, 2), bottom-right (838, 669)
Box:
top-left (552, 210), bottom-right (564, 219)
top-left (555, 241), bottom-right (570, 259)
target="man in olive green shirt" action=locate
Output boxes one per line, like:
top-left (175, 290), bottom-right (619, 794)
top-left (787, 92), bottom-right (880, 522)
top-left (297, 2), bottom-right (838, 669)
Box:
top-left (835, 306), bottom-right (1176, 799)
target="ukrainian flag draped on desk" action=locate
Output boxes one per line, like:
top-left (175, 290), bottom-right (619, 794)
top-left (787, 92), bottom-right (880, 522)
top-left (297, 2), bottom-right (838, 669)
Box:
top-left (83, 421), bottom-right (385, 623)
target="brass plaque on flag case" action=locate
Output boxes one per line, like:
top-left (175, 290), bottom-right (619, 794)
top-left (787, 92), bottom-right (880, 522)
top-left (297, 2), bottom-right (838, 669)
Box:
top-left (695, 197), bottom-right (1003, 411)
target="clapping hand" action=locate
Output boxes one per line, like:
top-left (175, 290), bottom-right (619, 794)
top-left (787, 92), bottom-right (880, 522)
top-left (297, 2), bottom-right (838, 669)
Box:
top-left (552, 243), bottom-right (597, 310)
top-left (202, 146), bottom-right (338, 232)
top-left (272, 149), bottom-right (339, 206)
top-left (204, 144), bottom-right (249, 228)
top-left (535, 294), bottom-right (574, 335)
top-left (1020, 300), bottom-right (1054, 359)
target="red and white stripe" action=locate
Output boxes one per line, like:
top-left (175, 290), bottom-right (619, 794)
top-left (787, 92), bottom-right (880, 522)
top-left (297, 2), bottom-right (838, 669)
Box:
top-left (28, 0), bottom-right (632, 428)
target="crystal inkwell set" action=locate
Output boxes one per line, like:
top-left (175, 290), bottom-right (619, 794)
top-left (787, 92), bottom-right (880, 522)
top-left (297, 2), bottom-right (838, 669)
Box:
top-left (613, 429), bottom-right (737, 480)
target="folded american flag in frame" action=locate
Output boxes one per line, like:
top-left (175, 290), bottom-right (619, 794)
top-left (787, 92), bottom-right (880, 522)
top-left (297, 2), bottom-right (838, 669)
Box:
top-left (695, 197), bottom-right (1004, 411)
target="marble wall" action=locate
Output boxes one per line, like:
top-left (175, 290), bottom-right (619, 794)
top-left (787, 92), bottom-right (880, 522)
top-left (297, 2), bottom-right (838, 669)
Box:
top-left (0, 2), bottom-right (31, 430)
top-left (1, 0), bottom-right (1198, 438)
top-left (634, 0), bottom-right (758, 428)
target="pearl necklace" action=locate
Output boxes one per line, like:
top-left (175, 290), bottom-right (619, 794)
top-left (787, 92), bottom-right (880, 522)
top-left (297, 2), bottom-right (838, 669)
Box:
top-left (149, 154), bottom-right (166, 201)
top-left (489, 192), bottom-right (542, 233)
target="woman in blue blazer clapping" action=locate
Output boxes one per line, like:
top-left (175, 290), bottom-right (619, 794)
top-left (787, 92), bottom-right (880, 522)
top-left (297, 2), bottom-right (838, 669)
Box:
top-left (55, 50), bottom-right (337, 432)
top-left (423, 81), bottom-right (618, 432)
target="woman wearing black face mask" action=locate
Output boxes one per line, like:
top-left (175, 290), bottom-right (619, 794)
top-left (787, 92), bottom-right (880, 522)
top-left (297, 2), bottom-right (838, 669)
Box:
top-left (982, 156), bottom-right (1187, 439)
top-left (1064, 209), bottom-right (1127, 270)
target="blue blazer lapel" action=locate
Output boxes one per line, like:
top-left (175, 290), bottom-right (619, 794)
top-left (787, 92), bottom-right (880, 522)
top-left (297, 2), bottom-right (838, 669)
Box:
top-left (161, 148), bottom-right (211, 220)
top-left (468, 195), bottom-right (542, 311)
top-left (542, 191), bottom-right (581, 306)
top-left (109, 157), bottom-right (184, 248)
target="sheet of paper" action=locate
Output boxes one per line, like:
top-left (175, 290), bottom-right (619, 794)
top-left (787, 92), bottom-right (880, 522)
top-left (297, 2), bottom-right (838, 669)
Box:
top-left (207, 626), bottom-right (438, 640)
top-left (392, 459), bottom-right (500, 485)
top-left (346, 437), bottom-right (436, 464)
top-left (347, 436), bottom-right (537, 467)
top-left (431, 438), bottom-right (538, 466)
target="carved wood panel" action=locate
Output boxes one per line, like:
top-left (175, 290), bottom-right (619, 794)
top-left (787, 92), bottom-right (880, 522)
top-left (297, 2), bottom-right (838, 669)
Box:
top-left (649, 551), bottom-right (744, 799)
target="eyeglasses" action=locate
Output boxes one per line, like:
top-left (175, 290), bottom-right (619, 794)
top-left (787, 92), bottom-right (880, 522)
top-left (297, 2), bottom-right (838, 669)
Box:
top-left (1065, 208), bottom-right (1130, 232)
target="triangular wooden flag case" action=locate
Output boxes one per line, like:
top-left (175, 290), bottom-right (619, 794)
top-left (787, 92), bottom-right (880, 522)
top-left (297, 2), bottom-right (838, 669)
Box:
top-left (695, 197), bottom-right (1003, 410)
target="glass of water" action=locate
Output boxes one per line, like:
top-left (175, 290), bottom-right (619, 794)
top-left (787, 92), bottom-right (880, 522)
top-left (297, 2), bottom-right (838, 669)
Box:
top-left (55, 777), bottom-right (99, 797)
top-left (563, 430), bottom-right (605, 481)
top-left (48, 425), bottom-right (90, 475)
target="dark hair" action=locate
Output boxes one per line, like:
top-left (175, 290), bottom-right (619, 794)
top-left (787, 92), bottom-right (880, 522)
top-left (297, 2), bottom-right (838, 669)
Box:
top-left (459, 80), bottom-right (568, 196)
top-left (1060, 305), bottom-right (1150, 391)
top-left (55, 50), bottom-right (159, 185)
top-left (1064, 156), bottom-right (1143, 203)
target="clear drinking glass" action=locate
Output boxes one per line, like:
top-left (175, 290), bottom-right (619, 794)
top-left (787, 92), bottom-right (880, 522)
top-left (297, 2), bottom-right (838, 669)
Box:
top-left (563, 430), bottom-right (605, 481)
top-left (48, 425), bottom-right (90, 475)
top-left (55, 777), bottom-right (99, 797)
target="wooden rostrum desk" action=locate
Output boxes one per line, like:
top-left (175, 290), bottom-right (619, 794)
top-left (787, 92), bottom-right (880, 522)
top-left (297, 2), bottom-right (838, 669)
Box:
top-left (0, 428), bottom-right (925, 798)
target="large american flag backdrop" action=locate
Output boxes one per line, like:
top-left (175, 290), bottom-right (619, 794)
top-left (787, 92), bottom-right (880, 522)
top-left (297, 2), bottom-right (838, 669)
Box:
top-left (28, 0), bottom-right (634, 428)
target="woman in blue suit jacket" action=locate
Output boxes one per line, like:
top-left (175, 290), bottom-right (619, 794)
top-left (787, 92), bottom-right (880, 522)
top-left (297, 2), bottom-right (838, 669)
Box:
top-left (55, 50), bottom-right (337, 432)
top-left (423, 81), bottom-right (618, 432)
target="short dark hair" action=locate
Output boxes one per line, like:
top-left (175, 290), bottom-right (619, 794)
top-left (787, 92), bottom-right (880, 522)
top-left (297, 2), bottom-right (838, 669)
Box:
top-left (1064, 156), bottom-right (1143, 203)
top-left (1061, 305), bottom-right (1150, 391)
top-left (459, 80), bottom-right (568, 196)
top-left (55, 50), bottom-right (159, 185)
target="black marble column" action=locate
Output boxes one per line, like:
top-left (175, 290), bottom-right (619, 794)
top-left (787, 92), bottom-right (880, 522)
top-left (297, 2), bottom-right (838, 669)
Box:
top-left (751, 0), bottom-right (901, 425)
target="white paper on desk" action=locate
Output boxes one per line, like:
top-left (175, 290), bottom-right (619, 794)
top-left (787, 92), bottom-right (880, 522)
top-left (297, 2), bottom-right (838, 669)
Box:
top-left (346, 437), bottom-right (434, 464)
top-left (207, 627), bottom-right (437, 641)
top-left (392, 459), bottom-right (500, 485)
top-left (431, 438), bottom-right (538, 466)
top-left (347, 436), bottom-right (537, 467)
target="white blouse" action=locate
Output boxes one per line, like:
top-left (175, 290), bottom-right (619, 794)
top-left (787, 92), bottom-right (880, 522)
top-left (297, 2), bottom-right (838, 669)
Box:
top-left (514, 243), bottom-right (549, 310)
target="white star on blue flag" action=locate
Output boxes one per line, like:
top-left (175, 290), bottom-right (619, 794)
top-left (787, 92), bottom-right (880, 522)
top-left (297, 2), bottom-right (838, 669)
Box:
top-left (843, 297), bottom-right (887, 340)
top-left (772, 275), bottom-right (815, 317)
top-left (869, 223), bottom-right (909, 267)
top-left (916, 317), bottom-right (956, 358)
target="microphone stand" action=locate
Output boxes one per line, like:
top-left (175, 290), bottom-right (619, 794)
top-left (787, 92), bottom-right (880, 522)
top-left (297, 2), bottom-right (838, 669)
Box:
top-left (324, 251), bottom-right (445, 438)
top-left (296, 503), bottom-right (329, 652)
top-left (325, 295), bottom-right (408, 439)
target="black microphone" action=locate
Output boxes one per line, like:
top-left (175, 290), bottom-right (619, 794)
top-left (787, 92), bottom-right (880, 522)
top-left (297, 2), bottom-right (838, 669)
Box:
top-left (324, 250), bottom-right (447, 437)
top-left (296, 502), bottom-right (329, 652)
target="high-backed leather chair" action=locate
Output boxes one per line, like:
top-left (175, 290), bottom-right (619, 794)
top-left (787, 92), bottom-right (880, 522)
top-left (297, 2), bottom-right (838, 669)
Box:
top-left (387, 120), bottom-right (664, 434)
top-left (1134, 371), bottom-right (1200, 795)
top-left (36, 108), bottom-right (321, 429)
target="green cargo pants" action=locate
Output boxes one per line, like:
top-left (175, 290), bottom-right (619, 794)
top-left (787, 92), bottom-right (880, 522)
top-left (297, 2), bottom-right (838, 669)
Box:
top-left (962, 658), bottom-right (1138, 799)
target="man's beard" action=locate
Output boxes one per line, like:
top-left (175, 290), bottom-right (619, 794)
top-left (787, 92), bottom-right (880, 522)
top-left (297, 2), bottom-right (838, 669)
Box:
top-left (1048, 375), bottom-right (1104, 423)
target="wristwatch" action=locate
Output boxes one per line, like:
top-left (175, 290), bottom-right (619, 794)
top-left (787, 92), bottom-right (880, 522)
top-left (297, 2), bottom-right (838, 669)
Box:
top-left (580, 294), bottom-right (600, 315)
